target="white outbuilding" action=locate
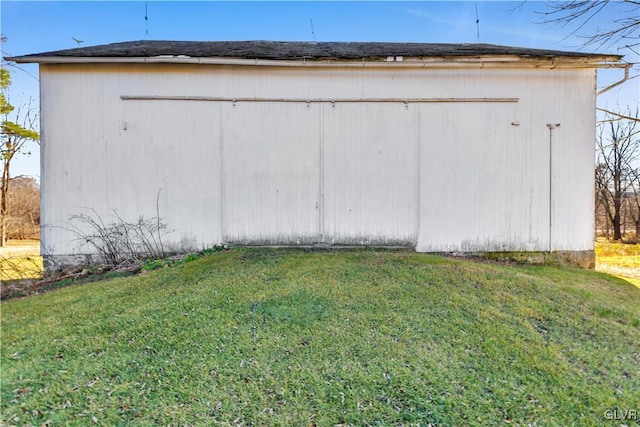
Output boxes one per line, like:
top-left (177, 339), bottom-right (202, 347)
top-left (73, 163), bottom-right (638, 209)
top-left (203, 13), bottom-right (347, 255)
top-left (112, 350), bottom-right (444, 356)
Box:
top-left (10, 41), bottom-right (625, 268)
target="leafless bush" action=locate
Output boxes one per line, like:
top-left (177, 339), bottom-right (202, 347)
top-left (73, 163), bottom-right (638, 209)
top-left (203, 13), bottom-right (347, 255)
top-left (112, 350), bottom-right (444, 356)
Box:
top-left (65, 208), bottom-right (171, 267)
top-left (6, 176), bottom-right (39, 239)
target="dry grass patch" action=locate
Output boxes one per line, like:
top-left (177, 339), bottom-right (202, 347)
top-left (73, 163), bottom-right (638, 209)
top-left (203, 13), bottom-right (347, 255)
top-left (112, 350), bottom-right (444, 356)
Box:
top-left (596, 240), bottom-right (640, 287)
top-left (0, 240), bottom-right (42, 282)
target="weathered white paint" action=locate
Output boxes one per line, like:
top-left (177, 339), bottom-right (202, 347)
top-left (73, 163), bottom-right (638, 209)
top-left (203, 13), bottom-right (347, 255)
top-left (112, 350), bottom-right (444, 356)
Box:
top-left (221, 102), bottom-right (320, 244)
top-left (322, 103), bottom-right (418, 245)
top-left (39, 63), bottom-right (597, 259)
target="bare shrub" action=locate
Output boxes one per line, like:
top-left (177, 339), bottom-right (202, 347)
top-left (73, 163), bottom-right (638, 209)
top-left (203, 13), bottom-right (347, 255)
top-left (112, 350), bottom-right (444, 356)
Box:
top-left (65, 208), bottom-right (171, 267)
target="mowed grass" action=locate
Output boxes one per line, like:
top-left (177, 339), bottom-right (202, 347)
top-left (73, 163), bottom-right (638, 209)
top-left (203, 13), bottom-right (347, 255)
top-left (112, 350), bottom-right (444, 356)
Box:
top-left (1, 249), bottom-right (639, 426)
top-left (596, 240), bottom-right (640, 287)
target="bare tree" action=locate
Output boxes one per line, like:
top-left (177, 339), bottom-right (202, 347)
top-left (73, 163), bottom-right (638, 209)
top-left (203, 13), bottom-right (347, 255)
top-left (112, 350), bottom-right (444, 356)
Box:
top-left (1, 68), bottom-right (39, 246)
top-left (628, 167), bottom-right (640, 240)
top-left (6, 176), bottom-right (39, 239)
top-left (595, 163), bottom-right (611, 238)
top-left (595, 107), bottom-right (640, 241)
top-left (534, 1), bottom-right (640, 127)
top-left (538, 0), bottom-right (640, 49)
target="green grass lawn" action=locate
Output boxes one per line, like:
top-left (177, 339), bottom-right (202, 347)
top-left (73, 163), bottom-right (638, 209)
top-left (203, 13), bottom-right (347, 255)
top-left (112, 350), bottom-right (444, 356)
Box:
top-left (2, 249), bottom-right (639, 426)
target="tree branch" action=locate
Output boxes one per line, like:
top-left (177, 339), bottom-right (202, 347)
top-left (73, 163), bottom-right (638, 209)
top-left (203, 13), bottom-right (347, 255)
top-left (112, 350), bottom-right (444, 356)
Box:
top-left (598, 107), bottom-right (640, 122)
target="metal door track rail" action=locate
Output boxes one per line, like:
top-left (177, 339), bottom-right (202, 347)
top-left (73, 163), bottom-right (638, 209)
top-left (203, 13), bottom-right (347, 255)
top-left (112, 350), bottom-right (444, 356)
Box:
top-left (121, 95), bottom-right (519, 103)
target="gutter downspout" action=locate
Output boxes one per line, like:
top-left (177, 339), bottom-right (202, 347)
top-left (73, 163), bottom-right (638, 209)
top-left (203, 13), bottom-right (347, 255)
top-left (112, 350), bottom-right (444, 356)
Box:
top-left (546, 123), bottom-right (561, 253)
top-left (597, 63), bottom-right (632, 95)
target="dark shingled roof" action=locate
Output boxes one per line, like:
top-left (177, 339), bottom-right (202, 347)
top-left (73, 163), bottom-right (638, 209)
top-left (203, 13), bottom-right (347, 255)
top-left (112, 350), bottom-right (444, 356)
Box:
top-left (9, 40), bottom-right (621, 62)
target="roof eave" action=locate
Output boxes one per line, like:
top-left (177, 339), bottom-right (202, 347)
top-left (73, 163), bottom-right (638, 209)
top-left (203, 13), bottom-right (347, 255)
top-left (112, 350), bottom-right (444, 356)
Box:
top-left (7, 54), bottom-right (627, 69)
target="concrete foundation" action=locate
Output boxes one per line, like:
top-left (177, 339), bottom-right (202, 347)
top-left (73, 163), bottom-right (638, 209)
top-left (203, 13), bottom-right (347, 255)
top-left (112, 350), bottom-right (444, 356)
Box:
top-left (44, 248), bottom-right (596, 271)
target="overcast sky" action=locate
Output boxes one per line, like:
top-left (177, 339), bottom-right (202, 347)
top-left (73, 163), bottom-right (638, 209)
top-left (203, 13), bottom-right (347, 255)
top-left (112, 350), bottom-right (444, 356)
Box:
top-left (2, 1), bottom-right (638, 179)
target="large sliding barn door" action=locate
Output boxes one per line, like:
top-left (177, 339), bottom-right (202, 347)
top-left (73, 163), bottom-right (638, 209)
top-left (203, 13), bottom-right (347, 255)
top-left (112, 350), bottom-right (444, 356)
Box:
top-left (220, 100), bottom-right (419, 245)
top-left (416, 103), bottom-right (541, 252)
top-left (221, 102), bottom-right (321, 244)
top-left (322, 103), bottom-right (419, 245)
top-left (116, 100), bottom-right (223, 249)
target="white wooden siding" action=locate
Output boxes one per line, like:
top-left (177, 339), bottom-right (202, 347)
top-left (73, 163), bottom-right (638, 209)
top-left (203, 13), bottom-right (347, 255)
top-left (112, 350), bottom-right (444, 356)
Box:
top-left (118, 100), bottom-right (223, 251)
top-left (39, 63), bottom-right (596, 257)
top-left (221, 102), bottom-right (320, 244)
top-left (322, 103), bottom-right (418, 245)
